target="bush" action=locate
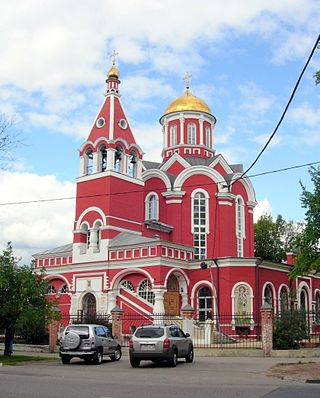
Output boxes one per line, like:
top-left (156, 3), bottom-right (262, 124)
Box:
top-left (273, 310), bottom-right (309, 349)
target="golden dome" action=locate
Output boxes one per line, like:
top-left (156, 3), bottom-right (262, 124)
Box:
top-left (107, 64), bottom-right (120, 79)
top-left (164, 88), bottom-right (211, 114)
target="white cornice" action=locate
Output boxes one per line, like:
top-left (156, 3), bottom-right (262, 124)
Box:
top-left (161, 191), bottom-right (186, 198)
top-left (76, 170), bottom-right (145, 186)
top-left (160, 153), bottom-right (190, 171)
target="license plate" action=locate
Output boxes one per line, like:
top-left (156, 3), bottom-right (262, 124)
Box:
top-left (141, 344), bottom-right (155, 351)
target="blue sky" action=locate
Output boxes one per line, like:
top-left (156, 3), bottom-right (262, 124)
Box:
top-left (0, 0), bottom-right (319, 263)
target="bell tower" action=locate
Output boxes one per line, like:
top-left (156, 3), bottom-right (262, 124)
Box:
top-left (72, 53), bottom-right (145, 263)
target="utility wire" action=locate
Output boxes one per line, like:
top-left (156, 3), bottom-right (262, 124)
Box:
top-left (0, 159), bottom-right (319, 207)
top-left (230, 33), bottom-right (320, 188)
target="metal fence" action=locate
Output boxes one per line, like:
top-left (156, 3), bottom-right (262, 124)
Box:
top-left (121, 313), bottom-right (262, 349)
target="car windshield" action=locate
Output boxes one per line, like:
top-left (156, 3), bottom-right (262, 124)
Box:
top-left (135, 327), bottom-right (164, 338)
top-left (66, 326), bottom-right (89, 338)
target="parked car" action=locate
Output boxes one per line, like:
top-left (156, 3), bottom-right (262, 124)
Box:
top-left (129, 324), bottom-right (193, 367)
top-left (59, 324), bottom-right (122, 365)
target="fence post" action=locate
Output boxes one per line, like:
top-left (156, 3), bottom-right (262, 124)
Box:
top-left (111, 306), bottom-right (124, 344)
top-left (181, 304), bottom-right (194, 340)
top-left (48, 319), bottom-right (59, 353)
top-left (260, 303), bottom-right (273, 357)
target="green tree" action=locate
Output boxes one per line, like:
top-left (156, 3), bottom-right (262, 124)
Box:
top-left (0, 243), bottom-right (60, 355)
top-left (254, 214), bottom-right (302, 263)
top-left (315, 42), bottom-right (320, 85)
top-left (292, 166), bottom-right (320, 276)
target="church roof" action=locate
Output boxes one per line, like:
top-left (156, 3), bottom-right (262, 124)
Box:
top-left (33, 243), bottom-right (73, 258)
top-left (109, 232), bottom-right (160, 247)
top-left (142, 160), bottom-right (162, 170)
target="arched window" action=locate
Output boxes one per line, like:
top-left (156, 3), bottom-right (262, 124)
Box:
top-left (60, 284), bottom-right (68, 294)
top-left (205, 126), bottom-right (211, 147)
top-left (81, 224), bottom-right (90, 248)
top-left (279, 286), bottom-right (289, 312)
top-left (187, 123), bottom-right (196, 144)
top-left (47, 284), bottom-right (56, 294)
top-left (236, 196), bottom-right (245, 257)
top-left (192, 191), bottom-right (208, 260)
top-left (114, 145), bottom-right (123, 173)
top-left (138, 279), bottom-right (155, 305)
top-left (145, 193), bottom-right (159, 221)
top-left (300, 289), bottom-right (307, 311)
top-left (197, 286), bottom-right (212, 321)
top-left (99, 145), bottom-right (107, 172)
top-left (315, 292), bottom-right (320, 323)
top-left (170, 124), bottom-right (177, 146)
top-left (264, 284), bottom-right (273, 306)
top-left (93, 220), bottom-right (102, 250)
top-left (85, 149), bottom-right (93, 175)
top-left (83, 293), bottom-right (96, 318)
top-left (121, 280), bottom-right (134, 292)
top-left (128, 150), bottom-right (138, 177)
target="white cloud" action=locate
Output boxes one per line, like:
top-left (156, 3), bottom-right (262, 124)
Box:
top-left (0, 171), bottom-right (75, 264)
top-left (239, 82), bottom-right (275, 115)
top-left (253, 198), bottom-right (273, 222)
top-left (132, 123), bottom-right (163, 163)
top-left (251, 133), bottom-right (281, 147)
top-left (289, 103), bottom-right (320, 127)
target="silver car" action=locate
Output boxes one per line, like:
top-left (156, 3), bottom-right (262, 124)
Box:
top-left (129, 324), bottom-right (194, 367)
top-left (59, 324), bottom-right (122, 365)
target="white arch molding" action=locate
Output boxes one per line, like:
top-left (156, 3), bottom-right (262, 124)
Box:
top-left (261, 281), bottom-right (277, 311)
top-left (142, 169), bottom-right (172, 191)
top-left (76, 207), bottom-right (107, 229)
top-left (110, 268), bottom-right (155, 291)
top-left (174, 166), bottom-right (224, 192)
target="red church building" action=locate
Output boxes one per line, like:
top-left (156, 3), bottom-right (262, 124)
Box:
top-left (34, 59), bottom-right (320, 334)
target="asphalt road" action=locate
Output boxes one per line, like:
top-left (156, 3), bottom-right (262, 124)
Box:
top-left (0, 356), bottom-right (319, 398)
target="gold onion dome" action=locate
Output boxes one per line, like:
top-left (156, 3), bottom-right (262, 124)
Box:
top-left (165, 88), bottom-right (211, 114)
top-left (107, 63), bottom-right (120, 79)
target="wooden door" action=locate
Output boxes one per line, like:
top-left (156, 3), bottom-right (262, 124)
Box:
top-left (164, 291), bottom-right (180, 315)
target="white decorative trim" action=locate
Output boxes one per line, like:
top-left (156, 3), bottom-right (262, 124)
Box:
top-left (174, 166), bottom-right (224, 191)
top-left (110, 268), bottom-right (154, 290)
top-left (166, 199), bottom-right (182, 204)
top-left (218, 201), bottom-right (233, 206)
top-left (191, 188), bottom-right (210, 234)
top-left (162, 191), bottom-right (185, 199)
top-left (160, 152), bottom-right (190, 172)
top-left (229, 173), bottom-right (256, 203)
top-left (208, 154), bottom-right (233, 174)
top-left (261, 281), bottom-right (277, 311)
top-left (77, 169), bottom-right (145, 185)
top-left (109, 95), bottom-right (114, 139)
top-left (277, 284), bottom-right (290, 312)
top-left (76, 207), bottom-right (106, 229)
top-left (142, 169), bottom-right (171, 190)
top-left (145, 191), bottom-right (159, 221)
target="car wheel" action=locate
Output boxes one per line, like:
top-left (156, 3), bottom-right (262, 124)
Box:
top-left (185, 346), bottom-right (194, 363)
top-left (110, 347), bottom-right (122, 361)
top-left (169, 349), bottom-right (178, 367)
top-left (84, 358), bottom-right (92, 364)
top-left (130, 358), bottom-right (140, 368)
top-left (61, 355), bottom-right (71, 364)
top-left (94, 349), bottom-right (103, 365)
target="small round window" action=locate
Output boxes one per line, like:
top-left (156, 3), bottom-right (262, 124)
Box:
top-left (96, 117), bottom-right (105, 128)
top-left (118, 119), bottom-right (127, 129)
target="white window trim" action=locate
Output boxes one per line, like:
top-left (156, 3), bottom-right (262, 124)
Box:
top-left (145, 192), bottom-right (159, 221)
top-left (187, 122), bottom-right (196, 145)
top-left (235, 195), bottom-right (245, 257)
top-left (170, 124), bottom-right (177, 146)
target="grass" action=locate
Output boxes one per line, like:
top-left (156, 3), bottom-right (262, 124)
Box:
top-left (0, 355), bottom-right (55, 366)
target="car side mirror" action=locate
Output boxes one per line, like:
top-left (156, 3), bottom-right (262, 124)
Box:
top-left (185, 333), bottom-right (190, 337)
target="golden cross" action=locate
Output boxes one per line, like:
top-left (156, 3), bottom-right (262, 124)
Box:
top-left (183, 72), bottom-right (192, 89)
top-left (111, 50), bottom-right (119, 65)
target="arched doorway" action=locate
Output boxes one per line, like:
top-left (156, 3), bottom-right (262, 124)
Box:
top-left (164, 275), bottom-right (180, 315)
top-left (83, 293), bottom-right (96, 318)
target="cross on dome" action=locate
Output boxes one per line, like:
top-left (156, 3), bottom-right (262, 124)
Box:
top-left (183, 72), bottom-right (192, 90)
top-left (111, 50), bottom-right (119, 66)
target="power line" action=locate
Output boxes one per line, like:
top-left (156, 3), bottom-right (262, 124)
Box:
top-left (230, 33), bottom-right (320, 188)
top-left (0, 159), bottom-right (319, 207)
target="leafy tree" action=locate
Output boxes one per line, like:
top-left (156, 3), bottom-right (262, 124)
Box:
top-left (273, 309), bottom-right (309, 349)
top-left (254, 214), bottom-right (302, 263)
top-left (291, 166), bottom-right (320, 276)
top-left (315, 42), bottom-right (320, 85)
top-left (0, 243), bottom-right (60, 355)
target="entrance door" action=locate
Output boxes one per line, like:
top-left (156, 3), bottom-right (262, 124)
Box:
top-left (164, 275), bottom-right (180, 315)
